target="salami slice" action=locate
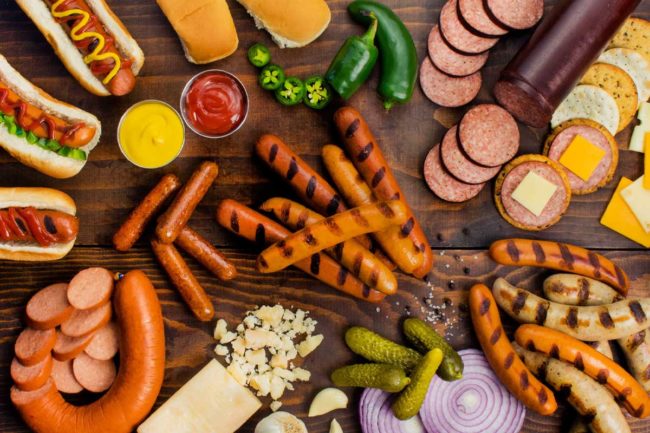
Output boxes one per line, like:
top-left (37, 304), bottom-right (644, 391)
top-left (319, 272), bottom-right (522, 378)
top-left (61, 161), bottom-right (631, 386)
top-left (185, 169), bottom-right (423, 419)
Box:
top-left (459, 104), bottom-right (519, 167)
top-left (440, 0), bottom-right (499, 54)
top-left (25, 283), bottom-right (73, 330)
top-left (458, 0), bottom-right (508, 36)
top-left (14, 328), bottom-right (56, 366)
top-left (52, 329), bottom-right (95, 361)
top-left (60, 302), bottom-right (112, 338)
top-left (10, 355), bottom-right (52, 391)
top-left (424, 144), bottom-right (485, 202)
top-left (73, 353), bottom-right (116, 393)
top-left (486, 0), bottom-right (544, 30)
top-left (441, 125), bottom-right (501, 184)
top-left (420, 57), bottom-right (482, 108)
top-left (428, 25), bottom-right (488, 77)
top-left (51, 359), bottom-right (83, 394)
top-left (67, 267), bottom-right (114, 310)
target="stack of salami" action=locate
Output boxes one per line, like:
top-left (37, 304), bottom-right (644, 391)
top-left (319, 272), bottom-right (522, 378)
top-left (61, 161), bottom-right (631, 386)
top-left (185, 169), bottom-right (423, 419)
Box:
top-left (420, 0), bottom-right (544, 107)
top-left (424, 104), bottom-right (519, 202)
top-left (11, 268), bottom-right (120, 395)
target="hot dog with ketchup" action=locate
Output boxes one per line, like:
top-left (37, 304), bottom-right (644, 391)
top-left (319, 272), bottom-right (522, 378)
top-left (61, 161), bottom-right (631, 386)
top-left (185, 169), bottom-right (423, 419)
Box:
top-left (16, 0), bottom-right (144, 96)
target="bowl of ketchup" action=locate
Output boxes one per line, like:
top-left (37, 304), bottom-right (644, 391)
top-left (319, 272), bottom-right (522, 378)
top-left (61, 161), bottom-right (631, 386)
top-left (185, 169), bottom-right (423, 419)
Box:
top-left (180, 70), bottom-right (249, 139)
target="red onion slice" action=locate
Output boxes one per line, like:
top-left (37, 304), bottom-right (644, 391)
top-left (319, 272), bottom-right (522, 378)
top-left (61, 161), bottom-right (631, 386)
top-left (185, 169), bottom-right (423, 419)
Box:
top-left (420, 349), bottom-right (525, 433)
top-left (360, 387), bottom-right (426, 433)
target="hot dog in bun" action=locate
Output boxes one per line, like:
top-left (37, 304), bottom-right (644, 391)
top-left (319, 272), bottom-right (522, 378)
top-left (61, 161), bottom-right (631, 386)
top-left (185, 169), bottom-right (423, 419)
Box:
top-left (15, 0), bottom-right (144, 96)
top-left (0, 187), bottom-right (78, 261)
top-left (0, 55), bottom-right (100, 178)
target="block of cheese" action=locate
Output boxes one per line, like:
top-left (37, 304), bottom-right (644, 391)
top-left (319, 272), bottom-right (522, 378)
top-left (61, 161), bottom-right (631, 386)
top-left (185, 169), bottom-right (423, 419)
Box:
top-left (621, 176), bottom-right (650, 233)
top-left (558, 134), bottom-right (606, 181)
top-left (511, 171), bottom-right (559, 216)
top-left (644, 134), bottom-right (649, 189)
top-left (630, 102), bottom-right (650, 152)
top-left (601, 177), bottom-right (650, 247)
top-left (138, 360), bottom-right (261, 433)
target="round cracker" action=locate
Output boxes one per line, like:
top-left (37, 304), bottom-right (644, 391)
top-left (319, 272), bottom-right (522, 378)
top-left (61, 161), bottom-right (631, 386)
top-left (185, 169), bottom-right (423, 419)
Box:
top-left (580, 63), bottom-right (638, 132)
top-left (599, 47), bottom-right (650, 105)
top-left (609, 17), bottom-right (650, 60)
top-left (550, 85), bottom-right (619, 136)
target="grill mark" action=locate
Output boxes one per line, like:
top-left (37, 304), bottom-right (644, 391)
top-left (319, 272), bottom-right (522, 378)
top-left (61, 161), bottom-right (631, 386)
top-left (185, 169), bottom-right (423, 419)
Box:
top-left (615, 265), bottom-right (627, 291)
top-left (582, 411), bottom-right (596, 425)
top-left (550, 344), bottom-right (560, 359)
top-left (506, 240), bottom-right (520, 262)
top-left (629, 300), bottom-right (646, 324)
top-left (558, 243), bottom-right (575, 270)
top-left (268, 143), bottom-right (278, 163)
top-left (630, 331), bottom-right (646, 351)
top-left (286, 157), bottom-right (299, 180)
top-left (504, 352), bottom-right (515, 369)
top-left (351, 209), bottom-right (370, 227)
top-left (353, 253), bottom-right (363, 276)
top-left (358, 142), bottom-right (373, 162)
top-left (333, 243), bottom-right (344, 260)
top-left (306, 176), bottom-right (317, 199)
top-left (578, 278), bottom-right (590, 305)
top-left (596, 368), bottom-right (609, 384)
top-left (255, 224), bottom-right (265, 246)
top-left (230, 210), bottom-right (240, 233)
top-left (280, 202), bottom-right (291, 223)
top-left (337, 268), bottom-right (348, 286)
top-left (537, 388), bottom-right (549, 405)
top-left (599, 310), bottom-right (614, 329)
top-left (303, 229), bottom-right (317, 246)
top-left (489, 327), bottom-right (502, 345)
top-left (258, 256), bottom-right (268, 269)
top-left (512, 290), bottom-right (528, 315)
top-left (558, 384), bottom-right (572, 400)
top-left (345, 119), bottom-right (360, 138)
top-left (362, 285), bottom-right (371, 298)
top-left (566, 308), bottom-right (579, 329)
top-left (531, 241), bottom-right (545, 263)
top-left (391, 192), bottom-right (401, 200)
top-left (44, 215), bottom-right (57, 234)
top-left (400, 217), bottom-right (414, 238)
top-left (369, 270), bottom-right (379, 288)
top-left (538, 359), bottom-right (549, 378)
top-left (278, 240), bottom-right (293, 258)
top-left (587, 252), bottom-right (602, 279)
top-left (519, 371), bottom-right (529, 390)
top-left (525, 340), bottom-right (536, 352)
top-left (479, 298), bottom-right (491, 315)
top-left (326, 195), bottom-right (341, 216)
top-left (324, 218), bottom-right (343, 236)
top-left (617, 387), bottom-right (633, 406)
top-left (376, 202), bottom-right (395, 219)
top-left (535, 302), bottom-right (549, 325)
top-left (371, 167), bottom-right (386, 188)
top-left (310, 254), bottom-right (320, 275)
top-left (574, 353), bottom-right (585, 371)
top-left (296, 211), bottom-right (309, 230)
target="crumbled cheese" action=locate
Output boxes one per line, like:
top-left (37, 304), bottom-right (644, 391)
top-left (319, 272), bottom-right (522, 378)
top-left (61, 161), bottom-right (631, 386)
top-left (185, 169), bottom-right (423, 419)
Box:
top-left (297, 334), bottom-right (324, 358)
top-left (294, 368), bottom-right (311, 382)
top-left (214, 344), bottom-right (229, 356)
top-left (220, 331), bottom-right (237, 344)
top-left (270, 401), bottom-right (283, 412)
top-left (213, 319), bottom-right (228, 340)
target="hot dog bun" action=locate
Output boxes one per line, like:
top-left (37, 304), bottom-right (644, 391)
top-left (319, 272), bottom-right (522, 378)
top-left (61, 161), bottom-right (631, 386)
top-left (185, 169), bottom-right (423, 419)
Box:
top-left (0, 187), bottom-right (77, 262)
top-left (0, 55), bottom-right (100, 178)
top-left (156, 0), bottom-right (238, 64)
top-left (15, 0), bottom-right (144, 96)
top-left (236, 0), bottom-right (331, 48)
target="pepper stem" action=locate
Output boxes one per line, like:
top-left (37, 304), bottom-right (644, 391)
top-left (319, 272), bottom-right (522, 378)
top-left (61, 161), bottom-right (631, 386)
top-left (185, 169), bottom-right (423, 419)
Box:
top-left (360, 11), bottom-right (378, 45)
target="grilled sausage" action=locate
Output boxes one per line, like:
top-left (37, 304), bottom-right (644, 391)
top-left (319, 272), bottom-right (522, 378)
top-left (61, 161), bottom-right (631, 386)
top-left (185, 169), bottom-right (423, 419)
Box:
top-left (333, 107), bottom-right (433, 278)
top-left (514, 344), bottom-right (631, 433)
top-left (155, 161), bottom-right (218, 244)
top-left (0, 208), bottom-right (78, 246)
top-left (543, 273), bottom-right (623, 306)
top-left (515, 324), bottom-right (650, 418)
top-left (257, 201), bottom-right (408, 274)
top-left (11, 270), bottom-right (166, 433)
top-left (489, 239), bottom-right (629, 295)
top-left (618, 329), bottom-right (650, 394)
top-left (469, 283), bottom-right (557, 415)
top-left (493, 278), bottom-right (650, 341)
top-left (215, 199), bottom-right (385, 303)
top-left (113, 174), bottom-right (181, 251)
top-left (322, 144), bottom-right (423, 274)
top-left (150, 239), bottom-right (214, 322)
top-left (175, 226), bottom-right (237, 281)
top-left (260, 197), bottom-right (397, 295)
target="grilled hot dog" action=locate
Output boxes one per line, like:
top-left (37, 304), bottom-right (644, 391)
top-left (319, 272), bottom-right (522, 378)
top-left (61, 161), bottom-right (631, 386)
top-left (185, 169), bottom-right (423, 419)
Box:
top-left (543, 273), bottom-right (623, 306)
top-left (0, 208), bottom-right (78, 246)
top-left (619, 329), bottom-right (650, 394)
top-left (175, 225), bottom-right (237, 281)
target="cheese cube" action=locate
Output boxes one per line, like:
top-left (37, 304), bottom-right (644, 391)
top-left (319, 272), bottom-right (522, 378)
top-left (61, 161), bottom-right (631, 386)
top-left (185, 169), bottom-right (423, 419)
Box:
top-left (600, 178), bottom-right (650, 247)
top-left (138, 360), bottom-right (261, 433)
top-left (558, 134), bottom-right (606, 181)
top-left (621, 176), bottom-right (650, 233)
top-left (297, 334), bottom-right (324, 358)
top-left (511, 171), bottom-right (559, 216)
top-left (213, 319), bottom-right (228, 341)
top-left (630, 102), bottom-right (650, 152)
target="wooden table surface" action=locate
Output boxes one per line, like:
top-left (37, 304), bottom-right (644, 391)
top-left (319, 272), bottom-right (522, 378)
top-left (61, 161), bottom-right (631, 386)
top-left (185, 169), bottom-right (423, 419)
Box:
top-left (0, 0), bottom-right (648, 432)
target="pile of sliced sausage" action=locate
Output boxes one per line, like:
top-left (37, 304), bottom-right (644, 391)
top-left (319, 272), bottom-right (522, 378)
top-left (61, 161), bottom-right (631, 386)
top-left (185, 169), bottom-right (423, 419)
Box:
top-left (420, 0), bottom-right (544, 107)
top-left (424, 103), bottom-right (519, 202)
top-left (12, 268), bottom-right (120, 394)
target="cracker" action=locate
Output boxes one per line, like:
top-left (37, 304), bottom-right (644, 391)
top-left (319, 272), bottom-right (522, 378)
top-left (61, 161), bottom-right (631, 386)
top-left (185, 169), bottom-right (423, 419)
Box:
top-left (599, 47), bottom-right (650, 105)
top-left (551, 85), bottom-right (620, 135)
top-left (609, 17), bottom-right (650, 60)
top-left (580, 63), bottom-right (638, 132)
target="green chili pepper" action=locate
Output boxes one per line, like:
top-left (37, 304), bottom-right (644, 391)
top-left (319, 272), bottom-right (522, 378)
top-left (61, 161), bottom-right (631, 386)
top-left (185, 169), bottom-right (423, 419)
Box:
top-left (248, 43), bottom-right (271, 68)
top-left (275, 77), bottom-right (305, 106)
top-left (259, 64), bottom-right (285, 91)
top-left (348, 1), bottom-right (418, 110)
top-left (303, 76), bottom-right (332, 109)
top-left (325, 11), bottom-right (378, 100)
top-left (26, 131), bottom-right (38, 144)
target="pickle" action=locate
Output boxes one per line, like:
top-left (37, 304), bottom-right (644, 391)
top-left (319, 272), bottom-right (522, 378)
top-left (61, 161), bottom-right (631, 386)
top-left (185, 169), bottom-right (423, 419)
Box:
top-left (345, 326), bottom-right (422, 371)
top-left (403, 318), bottom-right (463, 381)
top-left (392, 348), bottom-right (443, 420)
top-left (331, 364), bottom-right (410, 392)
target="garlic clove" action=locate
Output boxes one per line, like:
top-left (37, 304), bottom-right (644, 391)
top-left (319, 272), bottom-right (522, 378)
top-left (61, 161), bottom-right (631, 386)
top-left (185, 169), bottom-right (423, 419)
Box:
top-left (330, 418), bottom-right (343, 433)
top-left (308, 388), bottom-right (348, 417)
top-left (254, 411), bottom-right (308, 433)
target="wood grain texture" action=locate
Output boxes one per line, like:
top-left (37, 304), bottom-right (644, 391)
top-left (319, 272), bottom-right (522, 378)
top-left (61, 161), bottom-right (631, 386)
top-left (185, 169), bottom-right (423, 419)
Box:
top-left (0, 0), bottom-right (648, 432)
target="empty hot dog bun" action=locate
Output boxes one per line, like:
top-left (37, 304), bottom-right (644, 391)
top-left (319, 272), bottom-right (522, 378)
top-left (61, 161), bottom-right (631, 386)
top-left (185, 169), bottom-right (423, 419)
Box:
top-left (156, 0), bottom-right (238, 64)
top-left (15, 0), bottom-right (144, 96)
top-left (0, 187), bottom-right (78, 262)
top-left (236, 0), bottom-right (331, 48)
top-left (0, 55), bottom-right (100, 179)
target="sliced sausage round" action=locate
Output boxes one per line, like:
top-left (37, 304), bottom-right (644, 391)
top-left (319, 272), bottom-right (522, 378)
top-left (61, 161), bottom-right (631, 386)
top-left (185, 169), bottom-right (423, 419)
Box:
top-left (10, 355), bottom-right (52, 391)
top-left (424, 144), bottom-right (485, 202)
top-left (459, 104), bottom-right (519, 167)
top-left (52, 330), bottom-right (95, 362)
top-left (73, 352), bottom-right (116, 393)
top-left (25, 283), bottom-right (73, 330)
top-left (440, 0), bottom-right (499, 54)
top-left (486, 0), bottom-right (544, 30)
top-left (458, 0), bottom-right (509, 36)
top-left (441, 125), bottom-right (501, 184)
top-left (420, 57), bottom-right (482, 108)
top-left (60, 302), bottom-right (112, 338)
top-left (428, 25), bottom-right (489, 77)
top-left (51, 359), bottom-right (83, 394)
top-left (67, 267), bottom-right (114, 310)
top-left (14, 328), bottom-right (56, 366)
top-left (84, 322), bottom-right (119, 361)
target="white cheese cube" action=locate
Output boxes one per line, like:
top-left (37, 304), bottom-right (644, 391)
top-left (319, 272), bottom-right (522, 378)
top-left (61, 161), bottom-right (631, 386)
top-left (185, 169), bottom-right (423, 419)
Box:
top-left (213, 319), bottom-right (228, 341)
top-left (297, 334), bottom-right (324, 358)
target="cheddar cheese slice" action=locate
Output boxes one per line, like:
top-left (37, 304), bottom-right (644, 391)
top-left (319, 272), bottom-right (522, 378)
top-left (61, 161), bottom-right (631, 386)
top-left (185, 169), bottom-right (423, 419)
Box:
top-left (621, 176), bottom-right (650, 233)
top-left (558, 134), bottom-right (606, 181)
top-left (601, 177), bottom-right (650, 247)
top-left (511, 171), bottom-right (558, 217)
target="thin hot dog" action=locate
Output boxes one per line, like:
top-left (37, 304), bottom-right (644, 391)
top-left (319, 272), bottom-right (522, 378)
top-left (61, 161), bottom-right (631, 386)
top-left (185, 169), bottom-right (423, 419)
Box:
top-left (257, 200), bottom-right (408, 274)
top-left (151, 239), bottom-right (214, 322)
top-left (322, 144), bottom-right (423, 274)
top-left (215, 199), bottom-right (385, 303)
top-left (515, 324), bottom-right (650, 418)
top-left (469, 283), bottom-right (557, 415)
top-left (489, 239), bottom-right (629, 295)
top-left (514, 343), bottom-right (631, 433)
top-left (260, 197), bottom-right (396, 295)
top-left (493, 278), bottom-right (650, 341)
top-left (175, 225), bottom-right (237, 281)
top-left (333, 106), bottom-right (433, 278)
top-left (619, 329), bottom-right (650, 394)
top-left (543, 273), bottom-right (623, 306)
top-left (11, 270), bottom-right (165, 433)
top-left (113, 173), bottom-right (181, 252)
